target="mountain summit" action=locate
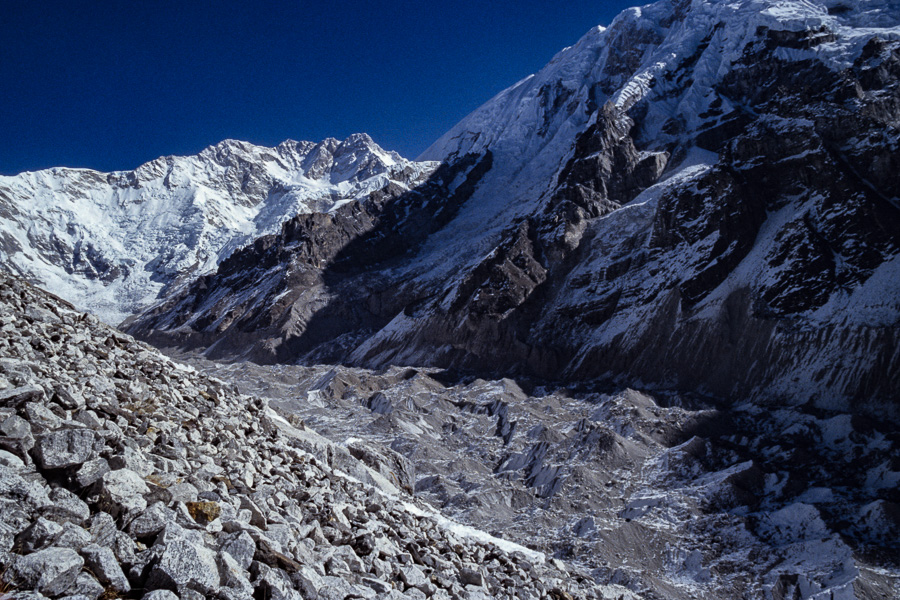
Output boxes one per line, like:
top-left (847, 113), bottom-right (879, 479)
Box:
top-left (0, 135), bottom-right (436, 323)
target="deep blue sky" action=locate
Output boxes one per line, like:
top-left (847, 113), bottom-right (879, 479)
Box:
top-left (1, 1), bottom-right (639, 175)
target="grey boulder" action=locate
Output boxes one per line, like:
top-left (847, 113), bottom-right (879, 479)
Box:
top-left (32, 429), bottom-right (96, 470)
top-left (147, 538), bottom-right (221, 593)
top-left (81, 543), bottom-right (131, 593)
top-left (10, 546), bottom-right (84, 597)
top-left (98, 468), bottom-right (149, 518)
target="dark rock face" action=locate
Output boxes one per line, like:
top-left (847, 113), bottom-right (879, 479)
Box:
top-left (127, 10), bottom-right (900, 420)
top-left (126, 152), bottom-right (494, 364)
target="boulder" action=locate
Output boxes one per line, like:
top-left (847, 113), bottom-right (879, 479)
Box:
top-left (141, 591), bottom-right (180, 600)
top-left (74, 458), bottom-right (109, 489)
top-left (98, 468), bottom-right (149, 518)
top-left (10, 546), bottom-right (84, 596)
top-left (64, 572), bottom-right (105, 600)
top-left (129, 502), bottom-right (175, 539)
top-left (15, 517), bottom-right (63, 553)
top-left (147, 538), bottom-right (220, 593)
top-left (0, 385), bottom-right (44, 409)
top-left (32, 429), bottom-right (96, 470)
top-left (81, 544), bottom-right (131, 593)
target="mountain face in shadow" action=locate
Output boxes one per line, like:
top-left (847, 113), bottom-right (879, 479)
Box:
top-left (127, 1), bottom-right (900, 421)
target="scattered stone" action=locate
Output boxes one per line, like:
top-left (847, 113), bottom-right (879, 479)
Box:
top-left (44, 487), bottom-right (91, 525)
top-left (0, 385), bottom-right (44, 409)
top-left (460, 566), bottom-right (486, 587)
top-left (55, 522), bottom-right (93, 550)
top-left (219, 530), bottom-right (256, 570)
top-left (1, 414), bottom-right (35, 457)
top-left (65, 571), bottom-right (105, 600)
top-left (15, 517), bottom-right (64, 553)
top-left (362, 577), bottom-right (392, 593)
top-left (88, 512), bottom-right (117, 548)
top-left (98, 468), bottom-right (149, 518)
top-left (166, 481), bottom-right (199, 504)
top-left (399, 564), bottom-right (429, 590)
top-left (147, 538), bottom-right (220, 593)
top-left (108, 446), bottom-right (154, 477)
top-left (185, 500), bottom-right (221, 524)
top-left (129, 502), bottom-right (174, 539)
top-left (0, 448), bottom-right (25, 469)
top-left (75, 458), bottom-right (110, 489)
top-left (52, 387), bottom-right (85, 411)
top-left (141, 591), bottom-right (179, 600)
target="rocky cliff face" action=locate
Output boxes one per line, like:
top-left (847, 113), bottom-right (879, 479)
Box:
top-left (128, 0), bottom-right (900, 419)
top-left (0, 135), bottom-right (436, 323)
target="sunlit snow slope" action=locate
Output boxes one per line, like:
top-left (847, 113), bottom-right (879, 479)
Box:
top-left (0, 135), bottom-right (436, 323)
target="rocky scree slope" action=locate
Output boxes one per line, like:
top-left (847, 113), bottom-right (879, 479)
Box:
top-left (0, 272), bottom-right (623, 600)
top-left (0, 135), bottom-right (436, 324)
top-left (187, 358), bottom-right (900, 600)
top-left (128, 0), bottom-right (900, 418)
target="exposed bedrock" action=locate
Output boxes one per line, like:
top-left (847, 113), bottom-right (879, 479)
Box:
top-left (127, 13), bottom-right (900, 420)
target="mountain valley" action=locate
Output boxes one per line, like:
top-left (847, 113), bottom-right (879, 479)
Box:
top-left (1, 1), bottom-right (899, 599)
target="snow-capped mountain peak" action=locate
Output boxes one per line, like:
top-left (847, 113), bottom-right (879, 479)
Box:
top-left (0, 135), bottom-right (437, 323)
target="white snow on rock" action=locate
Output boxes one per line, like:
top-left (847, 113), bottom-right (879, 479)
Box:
top-left (0, 135), bottom-right (436, 324)
top-left (414, 0), bottom-right (900, 284)
top-left (422, 0), bottom-right (900, 163)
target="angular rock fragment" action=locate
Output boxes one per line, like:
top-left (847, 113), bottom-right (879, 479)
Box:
top-left (128, 502), bottom-right (174, 539)
top-left (15, 517), bottom-right (63, 553)
top-left (65, 571), bottom-right (106, 600)
top-left (97, 468), bottom-right (149, 518)
top-left (0, 414), bottom-right (35, 457)
top-left (185, 500), bottom-right (220, 525)
top-left (10, 547), bottom-right (84, 596)
top-left (0, 385), bottom-right (44, 409)
top-left (44, 487), bottom-right (91, 525)
top-left (87, 512), bottom-right (117, 548)
top-left (460, 566), bottom-right (486, 587)
top-left (141, 591), bottom-right (179, 600)
top-left (75, 458), bottom-right (109, 489)
top-left (81, 543), bottom-right (131, 593)
top-left (219, 530), bottom-right (256, 570)
top-left (55, 522), bottom-right (92, 550)
top-left (32, 429), bottom-right (96, 470)
top-left (147, 538), bottom-right (220, 593)
top-left (52, 387), bottom-right (85, 411)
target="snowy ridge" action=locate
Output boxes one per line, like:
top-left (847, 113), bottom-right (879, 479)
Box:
top-left (424, 0), bottom-right (899, 163)
top-left (0, 134), bottom-right (436, 323)
top-left (407, 0), bottom-right (899, 291)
